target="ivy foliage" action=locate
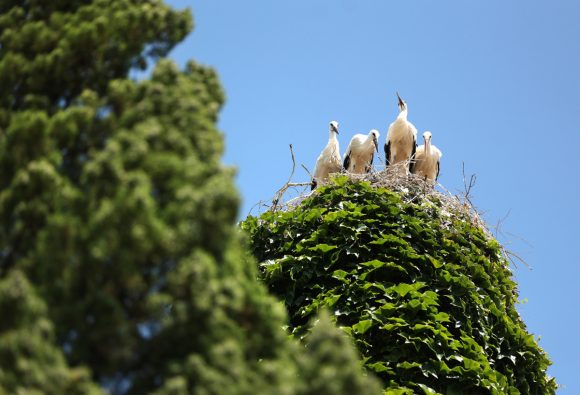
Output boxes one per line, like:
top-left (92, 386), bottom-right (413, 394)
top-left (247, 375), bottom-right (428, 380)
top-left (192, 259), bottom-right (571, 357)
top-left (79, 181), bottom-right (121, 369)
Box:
top-left (242, 176), bottom-right (557, 395)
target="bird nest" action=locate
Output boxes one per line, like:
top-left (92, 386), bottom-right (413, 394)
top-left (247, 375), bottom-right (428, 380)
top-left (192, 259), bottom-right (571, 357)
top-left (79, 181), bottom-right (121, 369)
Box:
top-left (247, 145), bottom-right (526, 268)
top-left (269, 167), bottom-right (488, 236)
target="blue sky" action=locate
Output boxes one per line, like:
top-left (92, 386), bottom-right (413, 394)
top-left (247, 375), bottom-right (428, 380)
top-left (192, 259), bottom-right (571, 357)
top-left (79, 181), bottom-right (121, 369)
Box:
top-left (166, 1), bottom-right (579, 392)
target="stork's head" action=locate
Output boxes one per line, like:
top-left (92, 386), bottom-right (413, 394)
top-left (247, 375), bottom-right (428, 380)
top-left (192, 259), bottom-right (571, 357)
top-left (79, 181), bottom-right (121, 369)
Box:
top-left (329, 121), bottom-right (339, 134)
top-left (423, 131), bottom-right (433, 150)
top-left (396, 92), bottom-right (407, 112)
top-left (369, 129), bottom-right (380, 152)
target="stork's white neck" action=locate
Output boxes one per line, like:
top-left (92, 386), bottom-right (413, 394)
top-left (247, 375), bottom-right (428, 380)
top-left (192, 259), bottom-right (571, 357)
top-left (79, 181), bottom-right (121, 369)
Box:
top-left (329, 130), bottom-right (338, 141)
top-left (397, 107), bottom-right (408, 120)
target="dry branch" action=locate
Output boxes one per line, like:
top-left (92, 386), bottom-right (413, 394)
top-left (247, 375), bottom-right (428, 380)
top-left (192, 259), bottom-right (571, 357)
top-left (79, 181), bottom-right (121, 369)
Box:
top-left (461, 162), bottom-right (477, 207)
top-left (271, 144), bottom-right (312, 210)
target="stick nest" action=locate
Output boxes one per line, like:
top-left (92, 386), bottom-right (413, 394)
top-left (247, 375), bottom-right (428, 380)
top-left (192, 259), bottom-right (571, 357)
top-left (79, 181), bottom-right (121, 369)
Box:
top-left (273, 167), bottom-right (488, 234)
top-left (248, 146), bottom-right (526, 268)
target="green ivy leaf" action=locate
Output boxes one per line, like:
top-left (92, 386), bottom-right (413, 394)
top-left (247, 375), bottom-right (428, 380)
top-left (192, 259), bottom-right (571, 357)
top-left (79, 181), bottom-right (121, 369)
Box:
top-left (417, 383), bottom-right (440, 395)
top-left (434, 312), bottom-right (451, 323)
top-left (324, 294), bottom-right (341, 307)
top-left (309, 243), bottom-right (337, 253)
top-left (391, 283), bottom-right (414, 297)
top-left (361, 259), bottom-right (386, 269)
top-left (367, 361), bottom-right (393, 373)
top-left (332, 269), bottom-right (348, 281)
top-left (353, 319), bottom-right (373, 334)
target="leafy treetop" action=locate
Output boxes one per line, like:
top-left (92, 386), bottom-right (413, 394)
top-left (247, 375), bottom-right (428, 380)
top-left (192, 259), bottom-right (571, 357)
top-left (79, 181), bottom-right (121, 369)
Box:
top-left (242, 176), bottom-right (557, 395)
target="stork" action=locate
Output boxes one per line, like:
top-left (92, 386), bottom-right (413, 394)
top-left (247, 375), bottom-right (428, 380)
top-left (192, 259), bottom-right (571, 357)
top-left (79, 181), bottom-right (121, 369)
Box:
top-left (312, 121), bottom-right (342, 190)
top-left (384, 92), bottom-right (417, 174)
top-left (343, 129), bottom-right (379, 174)
top-left (411, 131), bottom-right (442, 181)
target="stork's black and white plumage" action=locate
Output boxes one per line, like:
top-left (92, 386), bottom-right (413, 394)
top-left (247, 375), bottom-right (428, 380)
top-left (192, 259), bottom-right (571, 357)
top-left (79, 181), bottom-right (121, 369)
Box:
top-left (343, 129), bottom-right (379, 174)
top-left (411, 131), bottom-right (442, 181)
top-left (384, 92), bottom-right (417, 173)
top-left (311, 121), bottom-right (341, 190)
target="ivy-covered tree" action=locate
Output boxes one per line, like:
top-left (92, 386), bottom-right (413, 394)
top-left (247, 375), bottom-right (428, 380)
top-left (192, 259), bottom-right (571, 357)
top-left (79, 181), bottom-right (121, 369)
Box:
top-left (243, 178), bottom-right (557, 395)
top-left (0, 1), bottom-right (380, 394)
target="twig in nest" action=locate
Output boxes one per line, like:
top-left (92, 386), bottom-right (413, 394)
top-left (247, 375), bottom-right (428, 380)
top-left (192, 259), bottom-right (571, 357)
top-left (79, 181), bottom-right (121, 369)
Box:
top-left (286, 144), bottom-right (296, 184)
top-left (492, 209), bottom-right (532, 270)
top-left (301, 164), bottom-right (313, 179)
top-left (376, 150), bottom-right (385, 167)
top-left (272, 182), bottom-right (312, 211)
top-left (272, 144), bottom-right (311, 210)
top-left (501, 248), bottom-right (531, 269)
top-left (494, 209), bottom-right (512, 238)
top-left (461, 162), bottom-right (477, 206)
top-left (247, 199), bottom-right (270, 218)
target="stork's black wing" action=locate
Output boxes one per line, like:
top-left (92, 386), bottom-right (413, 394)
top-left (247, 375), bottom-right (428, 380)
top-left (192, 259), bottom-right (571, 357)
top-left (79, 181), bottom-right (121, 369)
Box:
top-left (311, 178), bottom-right (317, 191)
top-left (343, 152), bottom-right (351, 172)
top-left (384, 141), bottom-right (391, 166)
top-left (408, 137), bottom-right (417, 173)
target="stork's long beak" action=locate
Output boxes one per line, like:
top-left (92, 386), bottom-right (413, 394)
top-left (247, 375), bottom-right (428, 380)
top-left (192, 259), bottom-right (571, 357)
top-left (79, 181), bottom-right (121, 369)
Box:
top-left (396, 92), bottom-right (404, 107)
top-left (332, 124), bottom-right (339, 134)
top-left (373, 136), bottom-right (378, 152)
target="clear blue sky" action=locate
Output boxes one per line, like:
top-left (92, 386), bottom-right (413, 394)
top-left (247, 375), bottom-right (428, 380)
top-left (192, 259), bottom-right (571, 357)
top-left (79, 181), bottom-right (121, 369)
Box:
top-left (166, 1), bottom-right (579, 392)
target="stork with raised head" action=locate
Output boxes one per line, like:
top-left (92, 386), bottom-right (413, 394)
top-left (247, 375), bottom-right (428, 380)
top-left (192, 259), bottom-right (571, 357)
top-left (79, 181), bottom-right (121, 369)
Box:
top-left (343, 129), bottom-right (379, 174)
top-left (384, 92), bottom-right (417, 173)
top-left (311, 121), bottom-right (342, 190)
top-left (411, 131), bottom-right (442, 181)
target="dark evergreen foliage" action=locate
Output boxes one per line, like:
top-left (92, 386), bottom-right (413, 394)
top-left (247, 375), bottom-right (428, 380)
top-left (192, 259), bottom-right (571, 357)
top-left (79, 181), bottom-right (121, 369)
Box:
top-left (0, 2), bottom-right (380, 394)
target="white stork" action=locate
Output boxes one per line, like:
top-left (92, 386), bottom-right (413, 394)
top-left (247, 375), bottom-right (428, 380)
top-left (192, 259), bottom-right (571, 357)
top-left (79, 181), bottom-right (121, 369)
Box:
top-left (343, 129), bottom-right (379, 174)
top-left (312, 121), bottom-right (342, 190)
top-left (411, 131), bottom-right (442, 181)
top-left (384, 92), bottom-right (417, 174)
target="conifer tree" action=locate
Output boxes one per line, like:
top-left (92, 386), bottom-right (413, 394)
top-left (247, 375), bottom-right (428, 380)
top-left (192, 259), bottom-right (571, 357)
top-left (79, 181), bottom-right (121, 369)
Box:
top-left (0, 270), bottom-right (103, 394)
top-left (0, 1), bottom-right (380, 394)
